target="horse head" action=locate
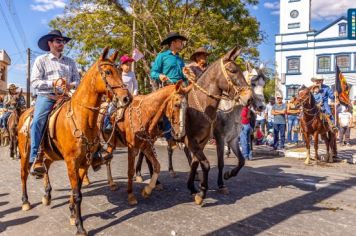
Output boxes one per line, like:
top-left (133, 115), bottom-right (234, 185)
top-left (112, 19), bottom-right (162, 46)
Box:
top-left (247, 64), bottom-right (267, 111)
top-left (164, 81), bottom-right (192, 140)
top-left (215, 46), bottom-right (253, 105)
top-left (294, 85), bottom-right (313, 107)
top-left (93, 47), bottom-right (131, 108)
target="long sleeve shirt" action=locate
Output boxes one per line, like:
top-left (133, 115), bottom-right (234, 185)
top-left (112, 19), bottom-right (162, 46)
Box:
top-left (320, 84), bottom-right (335, 104)
top-left (3, 94), bottom-right (26, 110)
top-left (31, 53), bottom-right (80, 95)
top-left (150, 50), bottom-right (186, 84)
top-left (122, 71), bottom-right (138, 95)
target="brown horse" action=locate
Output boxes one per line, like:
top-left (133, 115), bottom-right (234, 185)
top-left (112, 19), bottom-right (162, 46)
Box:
top-left (96, 81), bottom-right (190, 205)
top-left (293, 85), bottom-right (337, 164)
top-left (136, 46), bottom-right (253, 205)
top-left (6, 90), bottom-right (26, 159)
top-left (18, 47), bottom-right (131, 236)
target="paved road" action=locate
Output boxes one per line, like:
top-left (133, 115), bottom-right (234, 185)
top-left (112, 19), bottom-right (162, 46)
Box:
top-left (1, 144), bottom-right (356, 236)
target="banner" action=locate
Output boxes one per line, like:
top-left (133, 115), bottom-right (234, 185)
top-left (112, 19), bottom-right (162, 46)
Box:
top-left (132, 48), bottom-right (144, 62)
top-left (335, 66), bottom-right (350, 106)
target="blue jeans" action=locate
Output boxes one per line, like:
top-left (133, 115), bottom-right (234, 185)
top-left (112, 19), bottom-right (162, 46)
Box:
top-left (323, 103), bottom-right (334, 122)
top-left (30, 95), bottom-right (56, 163)
top-left (240, 124), bottom-right (252, 159)
top-left (255, 119), bottom-right (266, 133)
top-left (163, 115), bottom-right (172, 140)
top-left (287, 115), bottom-right (299, 143)
top-left (267, 121), bottom-right (273, 131)
top-left (273, 123), bottom-right (286, 149)
top-left (0, 111), bottom-right (11, 128)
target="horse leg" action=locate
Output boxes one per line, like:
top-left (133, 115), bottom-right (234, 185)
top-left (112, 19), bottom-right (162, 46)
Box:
top-left (143, 154), bottom-right (162, 189)
top-left (215, 132), bottom-right (228, 194)
top-left (321, 133), bottom-right (331, 163)
top-left (303, 133), bottom-right (311, 165)
top-left (167, 143), bottom-right (176, 178)
top-left (67, 164), bottom-right (86, 235)
top-left (21, 144), bottom-right (31, 211)
top-left (42, 159), bottom-right (53, 206)
top-left (313, 132), bottom-right (319, 162)
top-left (141, 146), bottom-right (161, 198)
top-left (106, 160), bottom-right (118, 191)
top-left (224, 136), bottom-right (245, 180)
top-left (183, 145), bottom-right (200, 181)
top-left (330, 132), bottom-right (337, 161)
top-left (187, 156), bottom-right (199, 196)
top-left (135, 151), bottom-right (144, 183)
top-left (128, 148), bottom-right (138, 206)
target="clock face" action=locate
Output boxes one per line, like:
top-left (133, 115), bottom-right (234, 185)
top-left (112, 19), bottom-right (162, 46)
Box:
top-left (290, 10), bottom-right (299, 18)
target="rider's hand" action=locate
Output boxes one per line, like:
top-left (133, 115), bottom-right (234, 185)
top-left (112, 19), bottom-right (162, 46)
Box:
top-left (159, 74), bottom-right (168, 82)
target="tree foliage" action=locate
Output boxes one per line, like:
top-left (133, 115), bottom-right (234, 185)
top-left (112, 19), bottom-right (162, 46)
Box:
top-left (50, 0), bottom-right (263, 91)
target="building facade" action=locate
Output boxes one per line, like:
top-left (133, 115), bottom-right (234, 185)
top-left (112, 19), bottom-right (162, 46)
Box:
top-left (275, 0), bottom-right (356, 101)
top-left (0, 49), bottom-right (11, 95)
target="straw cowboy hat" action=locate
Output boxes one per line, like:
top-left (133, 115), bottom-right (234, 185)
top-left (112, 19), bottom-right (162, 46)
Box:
top-left (160, 32), bottom-right (188, 46)
top-left (38, 30), bottom-right (71, 51)
top-left (190, 47), bottom-right (210, 61)
top-left (7, 84), bottom-right (18, 90)
top-left (311, 76), bottom-right (324, 82)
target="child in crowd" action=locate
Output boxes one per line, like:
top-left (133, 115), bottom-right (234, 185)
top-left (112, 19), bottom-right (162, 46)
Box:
top-left (338, 105), bottom-right (353, 146)
top-left (266, 129), bottom-right (274, 146)
top-left (254, 125), bottom-right (265, 145)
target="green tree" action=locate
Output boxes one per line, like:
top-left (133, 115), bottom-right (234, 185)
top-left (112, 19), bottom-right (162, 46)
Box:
top-left (50, 0), bottom-right (263, 93)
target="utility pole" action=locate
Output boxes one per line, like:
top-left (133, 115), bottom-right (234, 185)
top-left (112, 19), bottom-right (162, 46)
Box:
top-left (132, 1), bottom-right (136, 73)
top-left (26, 48), bottom-right (30, 108)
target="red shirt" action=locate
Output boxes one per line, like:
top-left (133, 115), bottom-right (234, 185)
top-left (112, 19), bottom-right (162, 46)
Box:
top-left (241, 106), bottom-right (250, 124)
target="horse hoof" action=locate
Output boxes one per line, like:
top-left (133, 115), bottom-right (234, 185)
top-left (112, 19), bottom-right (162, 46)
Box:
top-left (141, 186), bottom-right (152, 199)
top-left (70, 216), bottom-right (76, 226)
top-left (82, 179), bottom-right (90, 187)
top-left (75, 230), bottom-right (87, 236)
top-left (135, 176), bottom-right (144, 183)
top-left (169, 171), bottom-right (177, 178)
top-left (109, 182), bottom-right (119, 191)
top-left (223, 171), bottom-right (230, 180)
top-left (155, 184), bottom-right (163, 191)
top-left (194, 194), bottom-right (204, 205)
top-left (304, 160), bottom-right (311, 165)
top-left (22, 202), bottom-right (31, 211)
top-left (128, 194), bottom-right (138, 206)
top-left (42, 196), bottom-right (51, 206)
top-left (218, 187), bottom-right (229, 195)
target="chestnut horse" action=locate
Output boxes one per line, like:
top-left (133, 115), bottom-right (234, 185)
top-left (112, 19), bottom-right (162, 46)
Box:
top-left (18, 47), bottom-right (131, 236)
top-left (136, 46), bottom-right (253, 205)
top-left (97, 81), bottom-right (191, 205)
top-left (293, 85), bottom-right (337, 164)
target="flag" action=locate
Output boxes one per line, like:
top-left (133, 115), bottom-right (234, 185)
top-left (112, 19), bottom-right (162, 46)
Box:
top-left (335, 66), bottom-right (350, 106)
top-left (132, 48), bottom-right (144, 62)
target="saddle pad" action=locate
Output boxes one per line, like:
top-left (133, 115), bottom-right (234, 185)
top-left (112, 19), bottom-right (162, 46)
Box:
top-left (48, 103), bottom-right (65, 139)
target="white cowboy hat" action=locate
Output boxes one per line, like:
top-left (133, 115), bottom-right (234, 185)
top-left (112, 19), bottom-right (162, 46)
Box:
top-left (311, 76), bottom-right (324, 82)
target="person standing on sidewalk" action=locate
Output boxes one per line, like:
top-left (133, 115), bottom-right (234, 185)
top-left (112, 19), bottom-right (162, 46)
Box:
top-left (265, 97), bottom-right (275, 131)
top-left (255, 107), bottom-right (266, 134)
top-left (352, 100), bottom-right (356, 127)
top-left (287, 95), bottom-right (300, 144)
top-left (240, 99), bottom-right (253, 160)
top-left (272, 93), bottom-right (287, 151)
top-left (338, 105), bottom-right (353, 146)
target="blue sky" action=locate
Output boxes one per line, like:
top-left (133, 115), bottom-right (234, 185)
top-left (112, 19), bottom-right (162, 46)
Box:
top-left (0, 0), bottom-right (355, 88)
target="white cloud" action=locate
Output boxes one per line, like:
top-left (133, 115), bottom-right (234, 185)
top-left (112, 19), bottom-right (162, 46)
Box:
top-left (10, 63), bottom-right (27, 72)
top-left (271, 10), bottom-right (280, 16)
top-left (31, 0), bottom-right (66, 12)
top-left (312, 0), bottom-right (356, 21)
top-left (252, 5), bottom-right (259, 10)
top-left (263, 2), bottom-right (280, 10)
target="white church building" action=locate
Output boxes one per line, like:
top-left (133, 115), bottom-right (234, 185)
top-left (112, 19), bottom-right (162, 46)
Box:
top-left (275, 0), bottom-right (356, 101)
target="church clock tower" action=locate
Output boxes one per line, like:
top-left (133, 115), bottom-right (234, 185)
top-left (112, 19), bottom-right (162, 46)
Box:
top-left (279, 0), bottom-right (311, 34)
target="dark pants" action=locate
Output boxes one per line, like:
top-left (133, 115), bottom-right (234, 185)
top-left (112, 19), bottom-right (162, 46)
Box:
top-left (287, 115), bottom-right (299, 143)
top-left (0, 111), bottom-right (12, 128)
top-left (339, 127), bottom-right (350, 143)
top-left (267, 121), bottom-right (273, 131)
top-left (256, 119), bottom-right (266, 134)
top-left (273, 123), bottom-right (286, 149)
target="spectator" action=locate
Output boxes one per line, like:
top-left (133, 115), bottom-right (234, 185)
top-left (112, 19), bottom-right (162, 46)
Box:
top-left (255, 108), bottom-right (266, 134)
top-left (287, 95), bottom-right (300, 144)
top-left (120, 55), bottom-right (138, 96)
top-left (353, 100), bottom-right (356, 127)
top-left (272, 93), bottom-right (286, 151)
top-left (338, 105), bottom-right (353, 146)
top-left (254, 125), bottom-right (264, 145)
top-left (265, 97), bottom-right (275, 131)
top-left (240, 99), bottom-right (253, 160)
top-left (266, 129), bottom-right (274, 146)
top-left (0, 95), bottom-right (3, 108)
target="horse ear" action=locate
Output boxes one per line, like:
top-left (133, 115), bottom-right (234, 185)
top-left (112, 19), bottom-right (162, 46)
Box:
top-left (224, 45), bottom-right (242, 61)
top-left (109, 50), bottom-right (119, 62)
top-left (100, 46), bottom-right (110, 61)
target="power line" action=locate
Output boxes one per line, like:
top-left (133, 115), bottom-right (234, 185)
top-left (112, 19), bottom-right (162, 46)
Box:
top-left (4, 0), bottom-right (29, 49)
top-left (0, 1), bottom-right (25, 62)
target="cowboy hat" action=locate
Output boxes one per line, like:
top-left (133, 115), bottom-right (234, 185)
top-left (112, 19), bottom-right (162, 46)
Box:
top-left (311, 76), bottom-right (324, 82)
top-left (7, 84), bottom-right (18, 90)
top-left (120, 55), bottom-right (135, 64)
top-left (160, 32), bottom-right (188, 46)
top-left (38, 30), bottom-right (71, 51)
top-left (190, 47), bottom-right (210, 61)
top-left (275, 92), bottom-right (283, 98)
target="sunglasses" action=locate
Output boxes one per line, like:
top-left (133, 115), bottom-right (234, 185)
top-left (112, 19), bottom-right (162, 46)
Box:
top-left (52, 38), bottom-right (67, 44)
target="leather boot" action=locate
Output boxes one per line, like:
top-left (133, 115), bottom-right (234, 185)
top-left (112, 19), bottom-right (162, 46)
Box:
top-left (325, 114), bottom-right (338, 133)
top-left (30, 145), bottom-right (46, 177)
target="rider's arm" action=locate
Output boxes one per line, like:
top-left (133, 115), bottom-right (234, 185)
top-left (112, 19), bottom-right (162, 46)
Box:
top-left (31, 57), bottom-right (54, 90)
top-left (69, 60), bottom-right (81, 89)
top-left (150, 53), bottom-right (164, 81)
top-left (326, 86), bottom-right (335, 101)
top-left (132, 73), bottom-right (138, 96)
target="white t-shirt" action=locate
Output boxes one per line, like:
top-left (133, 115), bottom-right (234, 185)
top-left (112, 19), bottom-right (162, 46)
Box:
top-left (255, 109), bottom-right (266, 121)
top-left (338, 112), bottom-right (352, 127)
top-left (265, 103), bottom-right (274, 122)
top-left (122, 71), bottom-right (138, 95)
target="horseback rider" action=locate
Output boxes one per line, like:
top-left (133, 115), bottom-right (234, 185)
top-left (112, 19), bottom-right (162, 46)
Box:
top-left (29, 30), bottom-right (80, 176)
top-left (187, 47), bottom-right (210, 78)
top-left (150, 32), bottom-right (188, 146)
top-left (311, 76), bottom-right (338, 133)
top-left (0, 84), bottom-right (26, 129)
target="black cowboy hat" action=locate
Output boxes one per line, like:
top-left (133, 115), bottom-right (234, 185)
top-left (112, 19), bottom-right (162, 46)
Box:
top-left (38, 30), bottom-right (71, 51)
top-left (190, 47), bottom-right (210, 61)
top-left (160, 32), bottom-right (188, 46)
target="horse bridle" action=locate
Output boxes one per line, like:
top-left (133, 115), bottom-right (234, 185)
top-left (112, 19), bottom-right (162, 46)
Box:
top-left (97, 61), bottom-right (128, 109)
top-left (220, 59), bottom-right (251, 102)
